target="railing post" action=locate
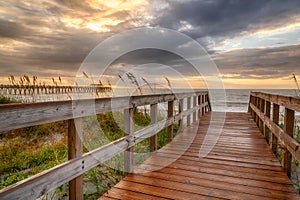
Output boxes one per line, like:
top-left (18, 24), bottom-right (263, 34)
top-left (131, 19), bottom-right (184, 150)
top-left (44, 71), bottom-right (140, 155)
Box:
top-left (68, 119), bottom-right (83, 200)
top-left (198, 95), bottom-right (201, 119)
top-left (255, 97), bottom-right (260, 126)
top-left (259, 98), bottom-right (265, 133)
top-left (249, 95), bottom-right (254, 117)
top-left (150, 103), bottom-right (158, 152)
top-left (178, 99), bottom-right (184, 132)
top-left (265, 101), bottom-right (271, 143)
top-left (253, 96), bottom-right (257, 122)
top-left (202, 95), bottom-right (205, 116)
top-left (193, 96), bottom-right (197, 123)
top-left (187, 97), bottom-right (191, 126)
top-left (206, 93), bottom-right (211, 112)
top-left (271, 103), bottom-right (280, 154)
top-left (167, 100), bottom-right (174, 141)
top-left (282, 108), bottom-right (295, 178)
top-left (124, 107), bottom-right (134, 175)
top-left (248, 94), bottom-right (252, 113)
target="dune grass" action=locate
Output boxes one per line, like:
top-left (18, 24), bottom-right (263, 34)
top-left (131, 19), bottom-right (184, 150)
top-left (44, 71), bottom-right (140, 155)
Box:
top-left (0, 97), bottom-right (178, 199)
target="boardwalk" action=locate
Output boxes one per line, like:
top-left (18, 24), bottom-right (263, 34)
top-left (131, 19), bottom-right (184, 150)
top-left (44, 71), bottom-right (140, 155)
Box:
top-left (100, 112), bottom-right (299, 199)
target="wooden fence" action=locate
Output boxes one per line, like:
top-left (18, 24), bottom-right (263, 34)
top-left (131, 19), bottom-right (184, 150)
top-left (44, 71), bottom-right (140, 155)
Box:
top-left (0, 84), bottom-right (111, 96)
top-left (0, 91), bottom-right (211, 199)
top-left (248, 92), bottom-right (300, 178)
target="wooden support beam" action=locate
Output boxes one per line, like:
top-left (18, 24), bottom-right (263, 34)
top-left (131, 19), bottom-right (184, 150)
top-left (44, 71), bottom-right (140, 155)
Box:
top-left (271, 104), bottom-right (279, 154)
top-left (253, 97), bottom-right (257, 122)
top-left (265, 101), bottom-right (271, 143)
top-left (124, 108), bottom-right (134, 175)
top-left (193, 96), bottom-right (197, 123)
top-left (178, 99), bottom-right (184, 132)
top-left (202, 95), bottom-right (205, 116)
top-left (248, 95), bottom-right (252, 113)
top-left (198, 95), bottom-right (201, 119)
top-left (282, 108), bottom-right (295, 178)
top-left (256, 97), bottom-right (260, 126)
top-left (68, 118), bottom-right (83, 200)
top-left (150, 103), bottom-right (158, 152)
top-left (259, 98), bottom-right (265, 132)
top-left (187, 97), bottom-right (191, 126)
top-left (167, 101), bottom-right (174, 141)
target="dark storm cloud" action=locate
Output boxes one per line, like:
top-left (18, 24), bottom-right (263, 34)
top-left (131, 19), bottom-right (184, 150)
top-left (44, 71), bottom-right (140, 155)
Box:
top-left (0, 19), bottom-right (32, 39)
top-left (213, 44), bottom-right (300, 79)
top-left (153, 0), bottom-right (300, 42)
top-left (106, 48), bottom-right (198, 76)
top-left (0, 29), bottom-right (110, 76)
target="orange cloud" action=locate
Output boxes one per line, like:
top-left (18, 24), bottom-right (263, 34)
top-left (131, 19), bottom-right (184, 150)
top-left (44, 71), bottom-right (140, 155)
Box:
top-left (61, 0), bottom-right (149, 32)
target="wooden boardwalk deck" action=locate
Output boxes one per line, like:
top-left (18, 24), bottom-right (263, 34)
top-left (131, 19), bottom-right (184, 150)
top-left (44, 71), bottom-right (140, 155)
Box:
top-left (100, 112), bottom-right (299, 200)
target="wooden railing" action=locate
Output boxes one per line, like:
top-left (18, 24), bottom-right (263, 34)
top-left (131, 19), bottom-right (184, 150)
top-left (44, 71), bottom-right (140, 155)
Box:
top-left (0, 84), bottom-right (111, 96)
top-left (0, 91), bottom-right (211, 199)
top-left (248, 92), bottom-right (300, 178)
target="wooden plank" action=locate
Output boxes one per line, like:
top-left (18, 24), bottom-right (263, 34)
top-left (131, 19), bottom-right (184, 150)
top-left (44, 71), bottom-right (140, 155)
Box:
top-left (198, 95), bottom-right (202, 118)
top-left (259, 98), bottom-right (265, 133)
top-left (135, 164), bottom-right (296, 194)
top-left (115, 181), bottom-right (211, 199)
top-left (125, 174), bottom-right (273, 200)
top-left (68, 119), bottom-right (83, 200)
top-left (149, 104), bottom-right (158, 152)
top-left (206, 94), bottom-right (212, 112)
top-left (254, 97), bottom-right (260, 123)
top-left (133, 169), bottom-right (298, 199)
top-left (282, 108), bottom-right (295, 178)
top-left (167, 100), bottom-right (174, 142)
top-left (178, 99), bottom-right (184, 132)
top-left (202, 95), bottom-right (205, 117)
top-left (124, 108), bottom-right (134, 175)
top-left (102, 187), bottom-right (167, 200)
top-left (265, 101), bottom-right (271, 143)
top-left (187, 97), bottom-right (191, 126)
top-left (272, 103), bottom-right (280, 154)
top-left (193, 96), bottom-right (197, 123)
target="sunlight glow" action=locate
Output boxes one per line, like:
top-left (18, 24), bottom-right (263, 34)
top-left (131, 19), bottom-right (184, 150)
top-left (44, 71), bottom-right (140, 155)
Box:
top-left (62, 0), bottom-right (148, 32)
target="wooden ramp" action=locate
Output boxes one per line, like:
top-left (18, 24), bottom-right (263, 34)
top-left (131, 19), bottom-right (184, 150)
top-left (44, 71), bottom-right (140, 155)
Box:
top-left (100, 112), bottom-right (299, 200)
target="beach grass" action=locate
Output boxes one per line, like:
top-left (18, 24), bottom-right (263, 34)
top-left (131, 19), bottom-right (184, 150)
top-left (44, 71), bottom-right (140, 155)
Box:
top-left (0, 97), bottom-right (178, 199)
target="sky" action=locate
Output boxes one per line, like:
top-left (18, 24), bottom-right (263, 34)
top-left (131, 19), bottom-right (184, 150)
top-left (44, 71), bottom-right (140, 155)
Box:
top-left (0, 0), bottom-right (300, 89)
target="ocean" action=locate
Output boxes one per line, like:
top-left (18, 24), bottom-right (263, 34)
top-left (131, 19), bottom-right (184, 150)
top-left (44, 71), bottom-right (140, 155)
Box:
top-left (212, 89), bottom-right (299, 112)
top-left (3, 88), bottom-right (299, 114)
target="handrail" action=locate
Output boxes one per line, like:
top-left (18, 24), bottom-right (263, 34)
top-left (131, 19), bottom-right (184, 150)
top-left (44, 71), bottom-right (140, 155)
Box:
top-left (250, 92), bottom-right (300, 112)
top-left (248, 92), bottom-right (300, 179)
top-left (0, 90), bottom-right (211, 199)
top-left (0, 91), bottom-right (208, 132)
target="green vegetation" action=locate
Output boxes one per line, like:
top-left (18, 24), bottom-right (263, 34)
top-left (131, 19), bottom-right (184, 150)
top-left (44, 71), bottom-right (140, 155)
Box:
top-left (0, 97), bottom-right (178, 199)
top-left (276, 121), bottom-right (300, 192)
top-left (0, 95), bottom-right (22, 104)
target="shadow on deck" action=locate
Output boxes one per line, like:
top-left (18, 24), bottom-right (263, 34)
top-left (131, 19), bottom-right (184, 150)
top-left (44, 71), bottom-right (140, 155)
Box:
top-left (101, 112), bottom-right (298, 200)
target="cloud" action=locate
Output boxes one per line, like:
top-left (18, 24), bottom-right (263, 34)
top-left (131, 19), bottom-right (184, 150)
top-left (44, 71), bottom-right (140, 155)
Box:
top-left (0, 0), bottom-right (146, 80)
top-left (213, 44), bottom-right (300, 79)
top-left (152, 0), bottom-right (300, 48)
top-left (0, 0), bottom-right (300, 87)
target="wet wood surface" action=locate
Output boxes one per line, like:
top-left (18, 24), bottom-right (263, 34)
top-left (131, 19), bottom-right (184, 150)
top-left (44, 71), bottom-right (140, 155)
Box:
top-left (100, 112), bottom-right (299, 200)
